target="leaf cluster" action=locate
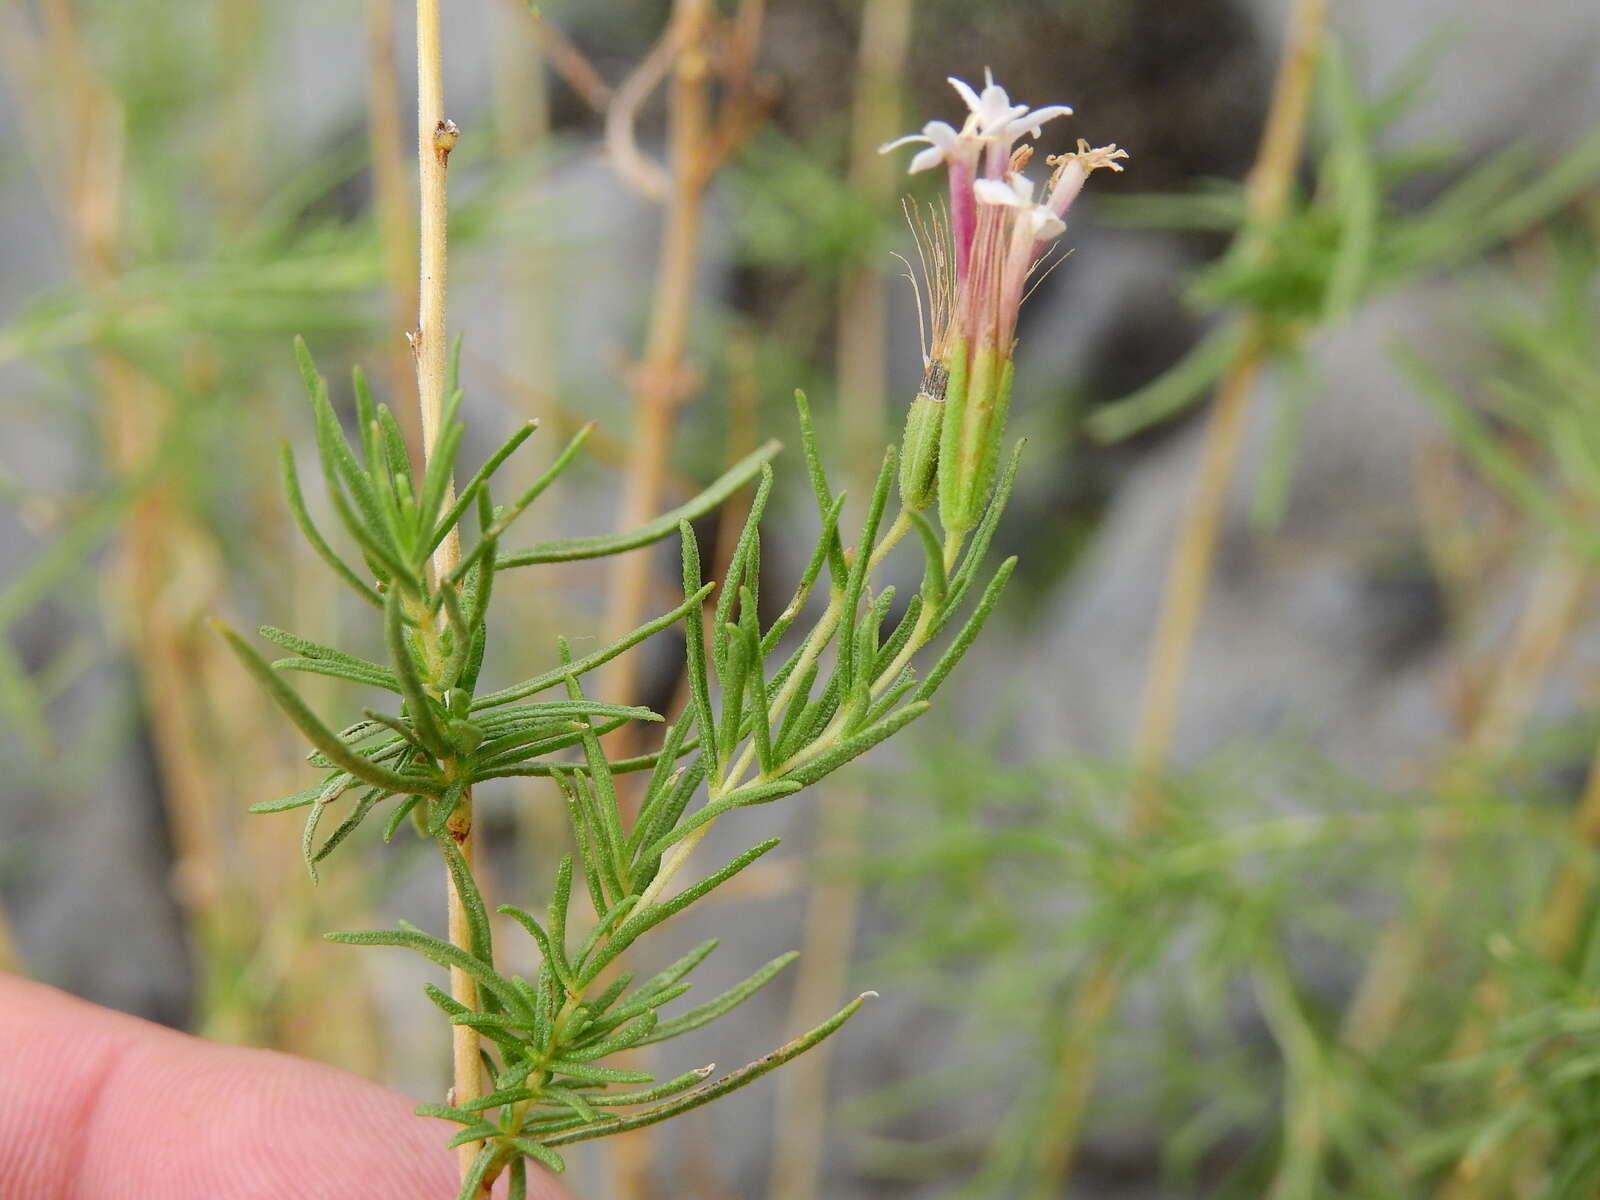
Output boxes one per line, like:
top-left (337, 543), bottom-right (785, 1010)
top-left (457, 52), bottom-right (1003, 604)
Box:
top-left (220, 338), bottom-right (779, 877)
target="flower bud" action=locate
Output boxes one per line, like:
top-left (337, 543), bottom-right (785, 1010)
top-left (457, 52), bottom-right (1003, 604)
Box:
top-left (899, 352), bottom-right (960, 510)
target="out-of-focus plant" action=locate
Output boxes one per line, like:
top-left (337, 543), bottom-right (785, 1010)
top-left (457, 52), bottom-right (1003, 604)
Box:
top-left (1090, 45), bottom-right (1600, 489)
top-left (218, 0), bottom-right (1112, 1185)
top-left (0, 0), bottom-right (423, 1056)
top-left (850, 720), bottom-right (1591, 1195)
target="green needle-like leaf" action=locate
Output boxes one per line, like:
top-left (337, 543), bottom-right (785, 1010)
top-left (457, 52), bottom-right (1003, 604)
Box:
top-left (217, 622), bottom-right (441, 796)
top-left (498, 440), bottom-right (781, 568)
top-left (541, 992), bottom-right (874, 1146)
top-left (472, 583), bottom-right (714, 710)
top-left (280, 445), bottom-right (383, 607)
top-left (640, 951), bottom-right (800, 1044)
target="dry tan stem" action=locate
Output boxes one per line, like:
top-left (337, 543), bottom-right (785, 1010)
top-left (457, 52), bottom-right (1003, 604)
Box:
top-left (1536, 720), bottom-right (1600, 957)
top-left (526, 7), bottom-right (613, 113)
top-left (1127, 335), bottom-right (1270, 827)
top-left (597, 10), bottom-right (775, 1190)
top-left (1444, 668), bottom-right (1600, 1194)
top-left (411, 1), bottom-right (484, 1189)
top-left (1030, 0), bottom-right (1327, 1185)
top-left (602, 19), bottom-right (685, 203)
top-left (1025, 956), bottom-right (1124, 1200)
top-left (366, 0), bottom-right (424, 461)
top-left (833, 0), bottom-right (913, 500)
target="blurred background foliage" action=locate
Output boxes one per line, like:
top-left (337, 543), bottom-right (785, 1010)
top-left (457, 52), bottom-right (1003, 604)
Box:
top-left (2, 0), bottom-right (1600, 1197)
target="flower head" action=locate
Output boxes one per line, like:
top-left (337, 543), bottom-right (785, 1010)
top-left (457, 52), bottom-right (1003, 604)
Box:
top-left (881, 69), bottom-right (1081, 282)
top-left (885, 68), bottom-right (1126, 531)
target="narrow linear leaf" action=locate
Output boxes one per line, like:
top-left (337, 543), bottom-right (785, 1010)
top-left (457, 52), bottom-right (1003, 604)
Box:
top-left (499, 440), bottom-right (781, 567)
top-left (325, 924), bottom-right (526, 1016)
top-left (793, 391), bottom-right (849, 586)
top-left (916, 557), bottom-right (1017, 702)
top-left (427, 418), bottom-right (538, 555)
top-left (448, 421), bottom-right (596, 581)
top-left (217, 623), bottom-right (440, 796)
top-left (439, 834), bottom-right (494, 964)
top-left (839, 447), bottom-right (895, 690)
top-left (472, 583), bottom-right (714, 710)
top-left (641, 780), bottom-right (801, 863)
top-left (383, 587), bottom-right (451, 757)
top-left (280, 445), bottom-right (383, 607)
top-left (579, 839), bottom-right (782, 987)
top-left (542, 992), bottom-right (873, 1145)
top-left (640, 951), bottom-right (799, 1044)
top-left (782, 702), bottom-right (929, 789)
top-left (763, 492), bottom-right (847, 657)
top-left (680, 523), bottom-right (718, 770)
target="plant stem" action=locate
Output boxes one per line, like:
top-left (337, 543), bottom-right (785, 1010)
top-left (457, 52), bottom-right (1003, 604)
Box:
top-left (366, 0), bottom-right (424, 462)
top-left (1127, 329), bottom-right (1269, 828)
top-left (1442, 653), bottom-right (1600, 1194)
top-left (411, 1), bottom-right (483, 1190)
top-left (1027, 0), bottom-right (1327, 1187)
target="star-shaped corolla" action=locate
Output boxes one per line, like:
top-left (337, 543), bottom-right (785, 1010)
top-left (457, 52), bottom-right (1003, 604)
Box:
top-left (950, 70), bottom-right (1073, 141)
top-left (879, 120), bottom-right (964, 174)
top-left (975, 173), bottom-right (1066, 241)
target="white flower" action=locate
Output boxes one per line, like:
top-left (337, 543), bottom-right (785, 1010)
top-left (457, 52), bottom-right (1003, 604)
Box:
top-left (878, 120), bottom-right (963, 174)
top-left (949, 70), bottom-right (1073, 140)
top-left (881, 70), bottom-right (1077, 176)
top-left (947, 71), bottom-right (1027, 136)
top-left (975, 173), bottom-right (1065, 240)
top-left (973, 173), bottom-right (1035, 207)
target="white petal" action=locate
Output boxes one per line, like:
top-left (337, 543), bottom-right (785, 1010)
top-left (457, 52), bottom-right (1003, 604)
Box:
top-left (878, 131), bottom-right (930, 155)
top-left (908, 145), bottom-right (947, 173)
top-left (1005, 172), bottom-right (1035, 204)
top-left (921, 120), bottom-right (960, 151)
top-left (1010, 103), bottom-right (1075, 139)
top-left (1030, 210), bottom-right (1066, 240)
top-left (947, 76), bottom-right (982, 114)
top-left (974, 178), bottom-right (1023, 207)
top-left (977, 84), bottom-right (1014, 129)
